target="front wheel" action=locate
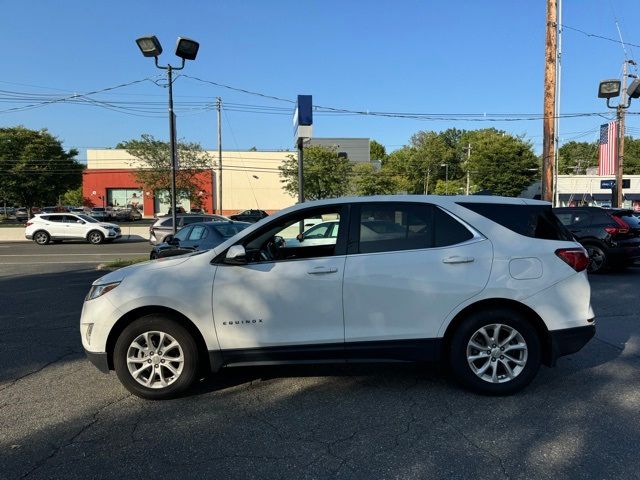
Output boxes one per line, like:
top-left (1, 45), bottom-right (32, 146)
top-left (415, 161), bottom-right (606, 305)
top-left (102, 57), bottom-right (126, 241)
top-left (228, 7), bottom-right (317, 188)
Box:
top-left (449, 308), bottom-right (541, 395)
top-left (114, 315), bottom-right (199, 399)
top-left (33, 231), bottom-right (50, 245)
top-left (87, 231), bottom-right (104, 245)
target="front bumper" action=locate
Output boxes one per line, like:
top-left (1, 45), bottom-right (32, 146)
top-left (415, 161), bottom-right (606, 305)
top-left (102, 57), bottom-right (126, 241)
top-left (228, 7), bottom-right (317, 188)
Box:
top-left (549, 324), bottom-right (595, 364)
top-left (84, 349), bottom-right (110, 373)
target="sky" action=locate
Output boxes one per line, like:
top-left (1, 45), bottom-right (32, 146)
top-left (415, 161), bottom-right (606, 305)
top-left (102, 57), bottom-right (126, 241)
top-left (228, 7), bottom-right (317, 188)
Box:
top-left (2, 0), bottom-right (640, 160)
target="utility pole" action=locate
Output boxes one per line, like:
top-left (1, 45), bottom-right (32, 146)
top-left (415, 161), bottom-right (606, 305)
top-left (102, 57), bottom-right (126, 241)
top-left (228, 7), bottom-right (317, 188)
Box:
top-left (617, 62), bottom-right (629, 208)
top-left (553, 0), bottom-right (562, 207)
top-left (465, 143), bottom-right (472, 195)
top-left (216, 97), bottom-right (222, 215)
top-left (542, 0), bottom-right (558, 203)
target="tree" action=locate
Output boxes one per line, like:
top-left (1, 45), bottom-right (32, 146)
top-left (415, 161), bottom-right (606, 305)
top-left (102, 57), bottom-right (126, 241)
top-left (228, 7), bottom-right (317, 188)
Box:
top-left (462, 129), bottom-right (538, 197)
top-left (0, 126), bottom-right (83, 213)
top-left (279, 145), bottom-right (353, 200)
top-left (61, 187), bottom-right (84, 206)
top-left (351, 162), bottom-right (399, 196)
top-left (621, 136), bottom-right (640, 174)
top-left (119, 134), bottom-right (213, 207)
top-left (369, 140), bottom-right (387, 162)
top-left (558, 141), bottom-right (598, 174)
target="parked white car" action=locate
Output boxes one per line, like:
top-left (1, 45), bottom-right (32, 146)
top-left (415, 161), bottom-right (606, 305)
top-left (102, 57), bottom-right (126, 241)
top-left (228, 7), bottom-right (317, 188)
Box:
top-left (81, 195), bottom-right (595, 399)
top-left (26, 213), bottom-right (121, 244)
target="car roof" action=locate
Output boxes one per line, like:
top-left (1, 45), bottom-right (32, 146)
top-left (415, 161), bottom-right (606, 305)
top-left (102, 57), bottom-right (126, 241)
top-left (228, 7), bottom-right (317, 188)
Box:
top-left (275, 195), bottom-right (548, 216)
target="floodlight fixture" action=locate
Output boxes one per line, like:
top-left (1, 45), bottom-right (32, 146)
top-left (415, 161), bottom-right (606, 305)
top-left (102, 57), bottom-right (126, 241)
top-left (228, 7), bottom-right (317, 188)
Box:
top-left (627, 78), bottom-right (640, 99)
top-left (175, 37), bottom-right (200, 61)
top-left (598, 79), bottom-right (621, 99)
top-left (135, 36), bottom-right (162, 58)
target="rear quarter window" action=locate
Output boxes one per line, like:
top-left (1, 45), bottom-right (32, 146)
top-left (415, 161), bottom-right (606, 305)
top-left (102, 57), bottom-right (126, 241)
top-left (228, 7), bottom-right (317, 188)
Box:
top-left (458, 203), bottom-right (573, 241)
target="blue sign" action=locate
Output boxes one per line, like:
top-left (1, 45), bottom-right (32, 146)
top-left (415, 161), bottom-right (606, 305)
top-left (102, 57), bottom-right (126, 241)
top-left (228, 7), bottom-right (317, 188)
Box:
top-left (600, 179), bottom-right (631, 189)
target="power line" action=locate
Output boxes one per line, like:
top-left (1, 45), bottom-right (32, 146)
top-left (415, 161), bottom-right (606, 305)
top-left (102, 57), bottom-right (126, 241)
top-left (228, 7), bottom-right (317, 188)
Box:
top-left (0, 77), bottom-right (163, 115)
top-left (561, 24), bottom-right (640, 50)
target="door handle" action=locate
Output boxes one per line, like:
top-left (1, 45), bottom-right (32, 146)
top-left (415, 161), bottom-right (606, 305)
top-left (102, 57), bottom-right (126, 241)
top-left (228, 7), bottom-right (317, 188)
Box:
top-left (442, 256), bottom-right (475, 264)
top-left (307, 266), bottom-right (338, 275)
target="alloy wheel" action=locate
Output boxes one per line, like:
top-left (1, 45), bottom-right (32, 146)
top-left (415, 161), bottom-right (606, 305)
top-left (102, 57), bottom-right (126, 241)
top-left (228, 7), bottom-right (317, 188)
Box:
top-left (34, 232), bottom-right (49, 245)
top-left (89, 232), bottom-right (103, 244)
top-left (586, 246), bottom-right (606, 273)
top-left (466, 323), bottom-right (528, 384)
top-left (126, 331), bottom-right (184, 389)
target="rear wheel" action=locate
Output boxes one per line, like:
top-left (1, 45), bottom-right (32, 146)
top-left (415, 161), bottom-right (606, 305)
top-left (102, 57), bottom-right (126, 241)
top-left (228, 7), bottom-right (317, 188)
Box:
top-left (114, 315), bottom-right (199, 400)
top-left (449, 308), bottom-right (541, 395)
top-left (33, 231), bottom-right (50, 245)
top-left (585, 244), bottom-right (607, 274)
top-left (87, 230), bottom-right (104, 245)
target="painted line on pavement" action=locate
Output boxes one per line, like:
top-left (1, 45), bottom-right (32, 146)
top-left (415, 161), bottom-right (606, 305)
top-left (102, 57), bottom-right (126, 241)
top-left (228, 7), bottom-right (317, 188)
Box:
top-left (0, 253), bottom-right (147, 257)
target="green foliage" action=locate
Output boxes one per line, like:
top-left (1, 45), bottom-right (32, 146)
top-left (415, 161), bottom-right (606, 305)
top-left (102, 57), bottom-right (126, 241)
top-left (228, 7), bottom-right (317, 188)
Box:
top-left (369, 140), bottom-right (387, 161)
top-left (433, 178), bottom-right (467, 195)
top-left (558, 141), bottom-right (598, 174)
top-left (61, 187), bottom-right (85, 206)
top-left (279, 145), bottom-right (353, 200)
top-left (622, 136), bottom-right (640, 174)
top-left (119, 134), bottom-right (212, 204)
top-left (384, 128), bottom-right (538, 197)
top-left (0, 126), bottom-right (83, 210)
top-left (351, 162), bottom-right (399, 196)
top-left (461, 129), bottom-right (538, 197)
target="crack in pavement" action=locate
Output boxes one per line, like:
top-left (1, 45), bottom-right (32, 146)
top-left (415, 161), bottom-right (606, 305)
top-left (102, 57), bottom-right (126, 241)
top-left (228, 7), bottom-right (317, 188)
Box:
top-left (0, 350), bottom-right (80, 393)
top-left (18, 394), bottom-right (131, 479)
top-left (440, 403), bottom-right (512, 480)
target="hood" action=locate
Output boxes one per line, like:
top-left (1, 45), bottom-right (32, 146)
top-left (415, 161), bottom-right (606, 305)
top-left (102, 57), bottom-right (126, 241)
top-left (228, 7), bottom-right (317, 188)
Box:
top-left (98, 222), bottom-right (119, 229)
top-left (92, 254), bottom-right (191, 286)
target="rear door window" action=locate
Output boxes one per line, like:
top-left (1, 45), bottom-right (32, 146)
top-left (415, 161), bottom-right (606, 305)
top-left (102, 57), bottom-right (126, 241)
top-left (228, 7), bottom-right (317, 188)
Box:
top-left (357, 203), bottom-right (433, 254)
top-left (459, 203), bottom-right (573, 241)
top-left (433, 208), bottom-right (474, 247)
top-left (188, 225), bottom-right (207, 241)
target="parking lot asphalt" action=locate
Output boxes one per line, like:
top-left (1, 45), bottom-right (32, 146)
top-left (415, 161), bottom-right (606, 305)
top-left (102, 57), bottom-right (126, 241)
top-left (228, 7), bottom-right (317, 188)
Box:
top-left (0, 255), bottom-right (639, 479)
top-left (0, 240), bottom-right (151, 271)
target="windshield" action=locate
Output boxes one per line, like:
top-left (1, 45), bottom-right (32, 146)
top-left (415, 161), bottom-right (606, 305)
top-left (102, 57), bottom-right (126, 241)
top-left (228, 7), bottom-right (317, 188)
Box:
top-left (78, 214), bottom-right (99, 223)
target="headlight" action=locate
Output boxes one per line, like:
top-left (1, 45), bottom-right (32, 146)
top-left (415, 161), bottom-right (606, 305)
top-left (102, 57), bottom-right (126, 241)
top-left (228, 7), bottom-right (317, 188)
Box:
top-left (86, 281), bottom-right (121, 301)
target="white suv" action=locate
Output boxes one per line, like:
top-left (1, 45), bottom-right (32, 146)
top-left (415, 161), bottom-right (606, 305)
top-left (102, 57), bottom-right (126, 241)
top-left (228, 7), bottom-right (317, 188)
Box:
top-left (26, 213), bottom-right (121, 245)
top-left (80, 196), bottom-right (595, 399)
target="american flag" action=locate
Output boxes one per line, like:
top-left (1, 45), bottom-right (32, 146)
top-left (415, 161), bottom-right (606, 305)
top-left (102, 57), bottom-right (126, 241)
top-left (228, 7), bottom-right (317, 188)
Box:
top-left (598, 121), bottom-right (618, 176)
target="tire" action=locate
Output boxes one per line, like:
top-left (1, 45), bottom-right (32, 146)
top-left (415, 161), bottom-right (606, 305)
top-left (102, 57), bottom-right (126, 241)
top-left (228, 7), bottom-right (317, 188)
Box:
top-left (585, 244), bottom-right (607, 274)
top-left (87, 230), bottom-right (104, 245)
top-left (150, 251), bottom-right (158, 260)
top-left (449, 308), bottom-right (541, 396)
top-left (33, 231), bottom-right (50, 245)
top-left (114, 315), bottom-right (199, 400)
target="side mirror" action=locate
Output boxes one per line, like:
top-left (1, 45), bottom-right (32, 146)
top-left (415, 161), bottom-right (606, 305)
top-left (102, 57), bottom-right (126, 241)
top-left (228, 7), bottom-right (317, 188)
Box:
top-left (225, 244), bottom-right (247, 264)
top-left (165, 234), bottom-right (177, 245)
top-left (77, 220), bottom-right (85, 224)
top-left (296, 233), bottom-right (304, 242)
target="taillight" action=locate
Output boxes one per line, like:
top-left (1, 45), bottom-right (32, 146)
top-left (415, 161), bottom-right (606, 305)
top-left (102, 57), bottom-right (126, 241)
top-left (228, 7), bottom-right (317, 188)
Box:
top-left (555, 248), bottom-right (589, 272)
top-left (606, 216), bottom-right (630, 236)
top-left (25, 221), bottom-right (33, 226)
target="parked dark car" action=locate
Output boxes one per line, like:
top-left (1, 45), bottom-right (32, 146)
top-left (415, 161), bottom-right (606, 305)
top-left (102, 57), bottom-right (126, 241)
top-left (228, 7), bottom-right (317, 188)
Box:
top-left (149, 213), bottom-right (230, 245)
top-left (553, 207), bottom-right (640, 273)
top-left (115, 208), bottom-right (142, 222)
top-left (15, 208), bottom-right (28, 222)
top-left (229, 209), bottom-right (269, 223)
top-left (150, 221), bottom-right (250, 259)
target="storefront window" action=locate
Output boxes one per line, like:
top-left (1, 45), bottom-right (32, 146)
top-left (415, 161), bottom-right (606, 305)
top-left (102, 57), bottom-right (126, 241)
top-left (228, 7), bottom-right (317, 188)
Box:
top-left (107, 189), bottom-right (143, 211)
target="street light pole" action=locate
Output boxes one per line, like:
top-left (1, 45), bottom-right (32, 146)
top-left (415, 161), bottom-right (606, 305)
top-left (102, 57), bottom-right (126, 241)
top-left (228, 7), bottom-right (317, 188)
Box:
top-left (167, 64), bottom-right (178, 235)
top-left (135, 35), bottom-right (200, 234)
top-left (441, 163), bottom-right (449, 195)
